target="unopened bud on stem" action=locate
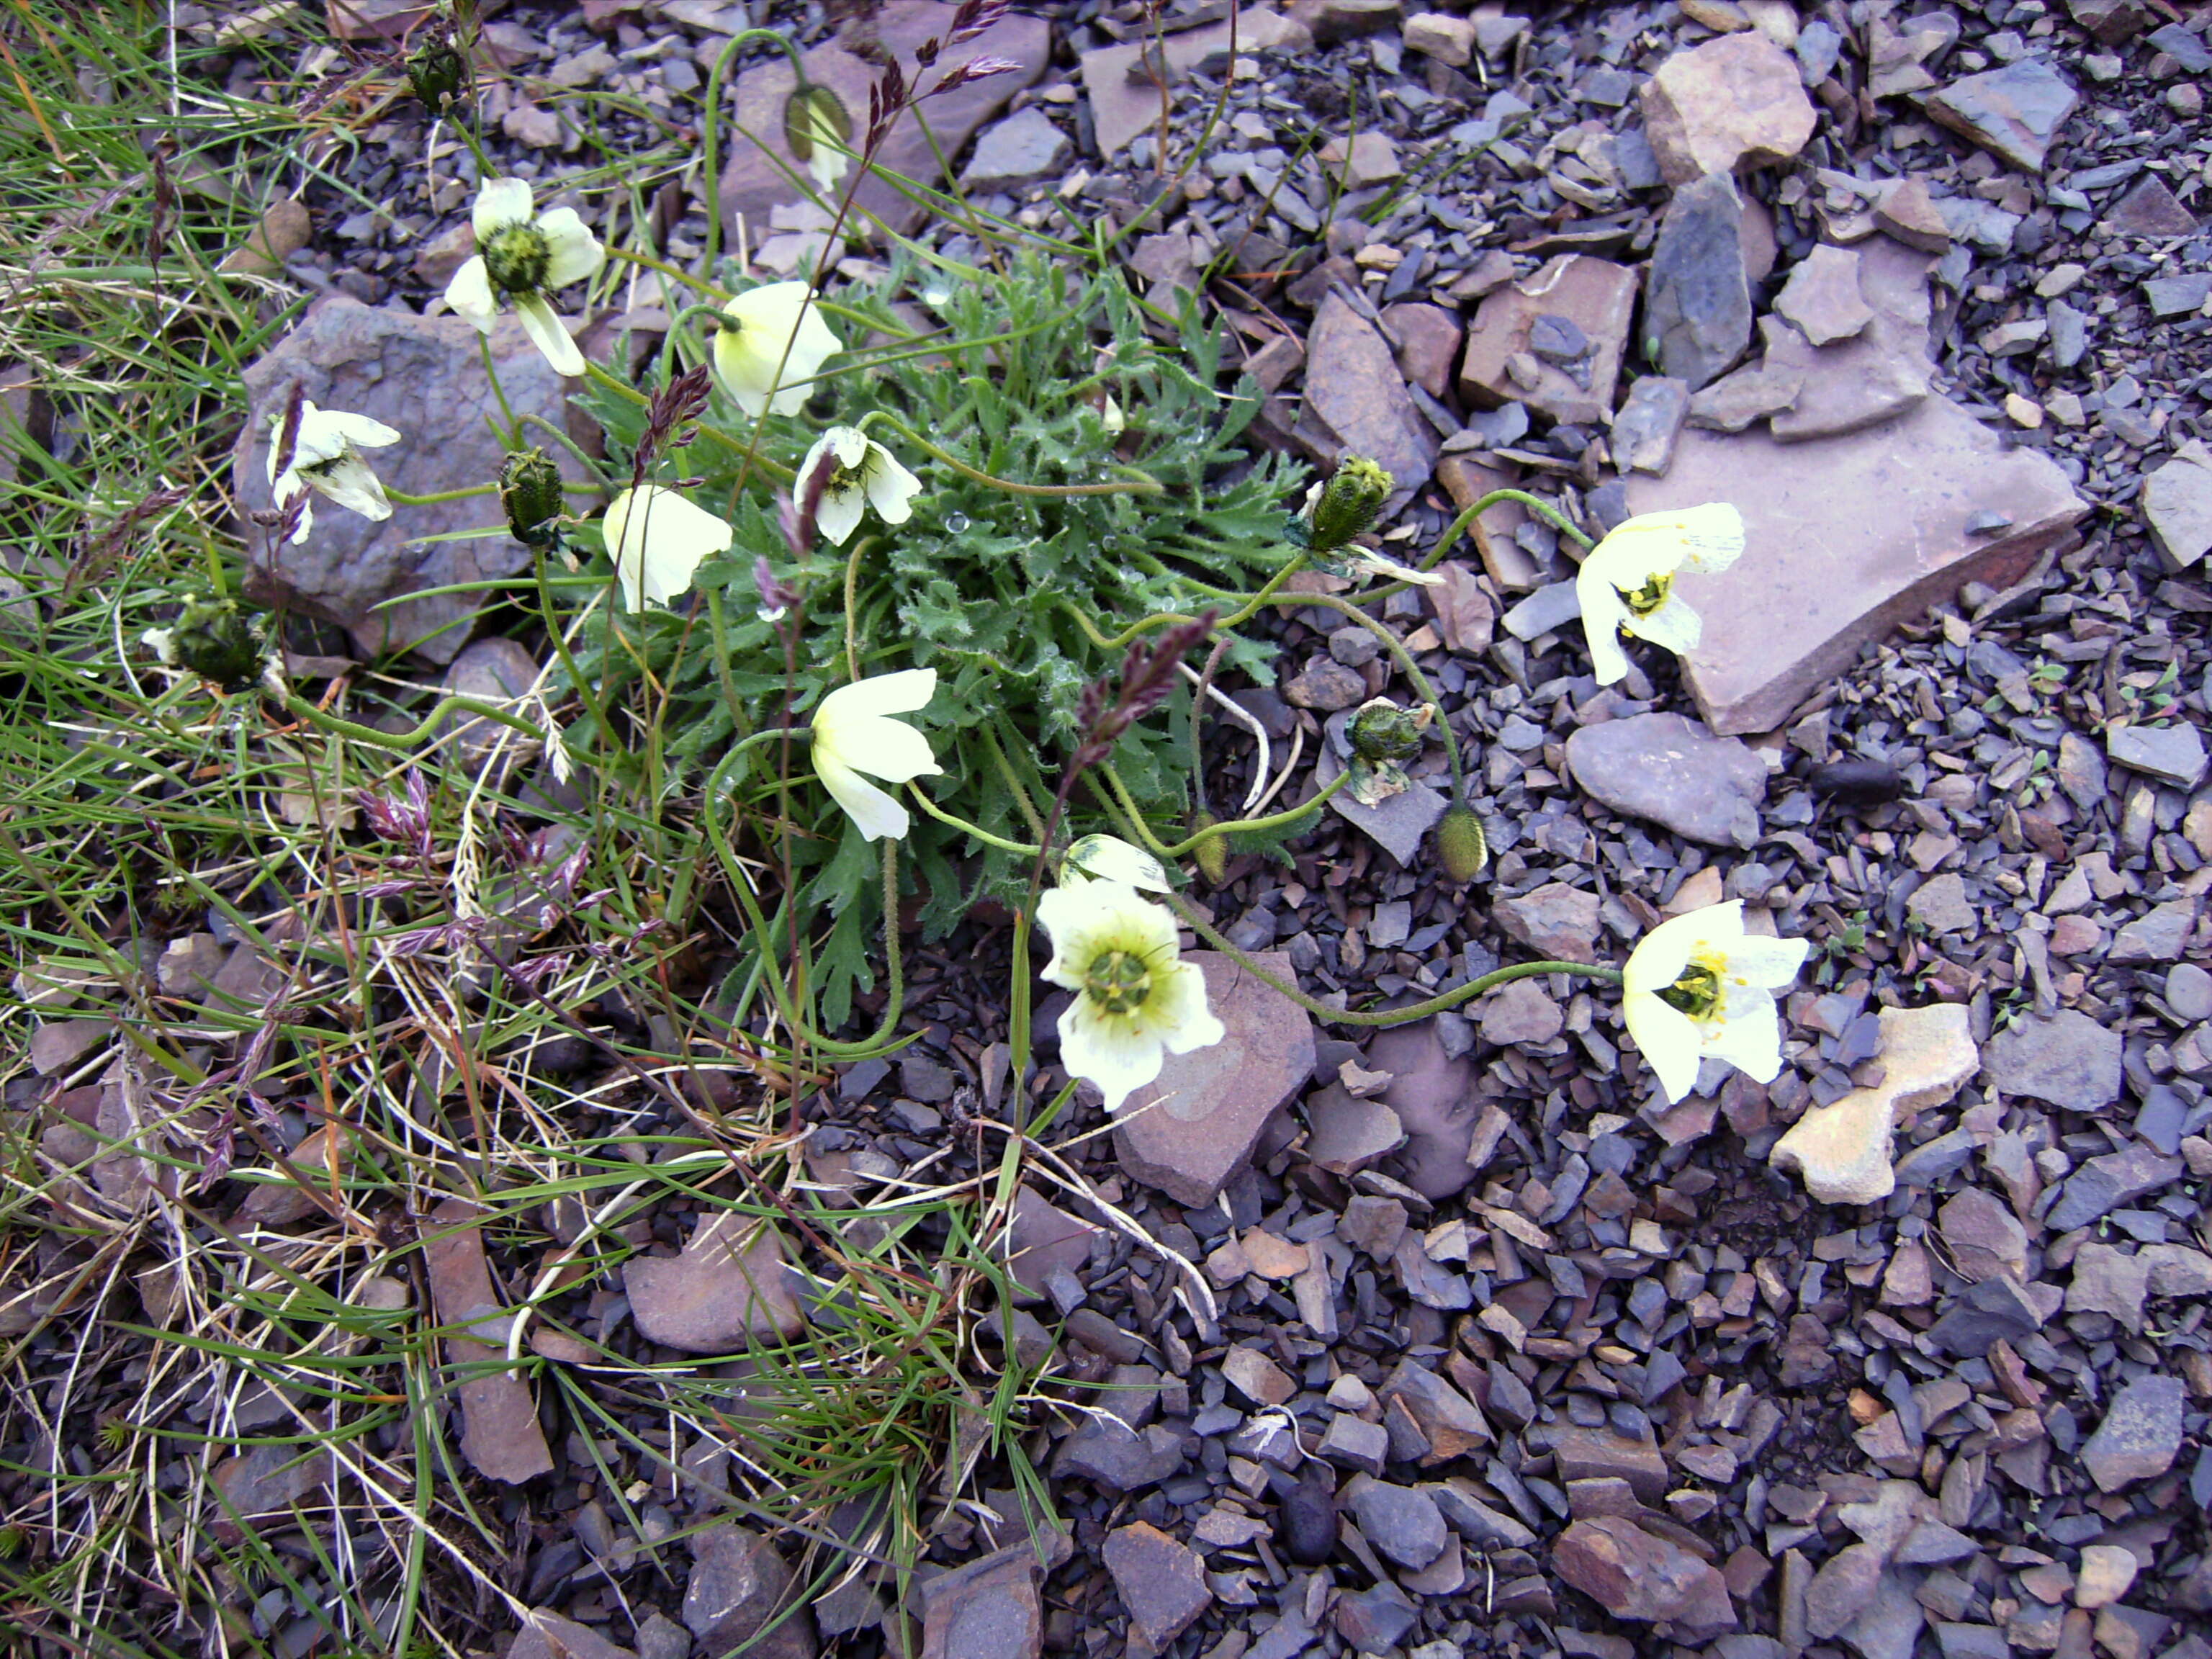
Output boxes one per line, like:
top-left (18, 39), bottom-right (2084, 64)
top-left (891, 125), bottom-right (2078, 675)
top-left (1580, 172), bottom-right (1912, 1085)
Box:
top-left (1189, 811), bottom-right (1228, 884)
top-left (500, 447), bottom-right (565, 547)
top-left (1305, 456), bottom-right (1393, 555)
top-left (407, 33), bottom-right (469, 112)
top-left (1437, 804), bottom-right (1488, 884)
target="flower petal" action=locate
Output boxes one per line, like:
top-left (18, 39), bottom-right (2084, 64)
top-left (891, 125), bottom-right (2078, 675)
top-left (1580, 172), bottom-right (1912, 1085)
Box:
top-left (1577, 581), bottom-right (1633, 685)
top-left (819, 667), bottom-right (938, 722)
top-left (1669, 503), bottom-right (1747, 574)
top-left (1057, 999), bottom-right (1166, 1115)
top-left (1622, 905), bottom-right (1743, 997)
top-left (321, 411), bottom-right (403, 449)
top-left (604, 486), bottom-right (729, 609)
top-left (536, 207), bottom-right (605, 288)
top-left (815, 481), bottom-right (865, 547)
top-left (513, 295), bottom-right (583, 377)
top-left (827, 713), bottom-right (941, 785)
top-left (1700, 984), bottom-right (1786, 1083)
top-left (444, 256), bottom-right (498, 333)
top-left (863, 444), bottom-right (923, 524)
top-left (472, 177), bottom-right (534, 239)
top-left (313, 452), bottom-right (392, 521)
top-left (814, 750), bottom-right (911, 841)
top-left (1624, 591), bottom-right (1703, 657)
top-left (1150, 960), bottom-right (1226, 1056)
top-left (1064, 834), bottom-right (1172, 893)
top-left (1722, 932), bottom-right (1811, 987)
top-left (1622, 991), bottom-right (1704, 1104)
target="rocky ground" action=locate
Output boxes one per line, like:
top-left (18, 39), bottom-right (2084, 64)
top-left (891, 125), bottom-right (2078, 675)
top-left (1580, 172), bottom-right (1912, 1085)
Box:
top-left (14, 0), bottom-right (2212, 1656)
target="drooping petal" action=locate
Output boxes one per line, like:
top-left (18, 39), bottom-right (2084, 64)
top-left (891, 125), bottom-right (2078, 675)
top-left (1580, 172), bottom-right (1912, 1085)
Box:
top-left (814, 479), bottom-right (866, 547)
top-left (826, 712), bottom-right (940, 785)
top-left (513, 294), bottom-right (584, 377)
top-left (1064, 834), bottom-right (1171, 893)
top-left (472, 177), bottom-right (535, 238)
top-left (535, 207), bottom-right (605, 288)
top-left (444, 256), bottom-right (498, 333)
top-left (313, 452), bottom-right (393, 521)
top-left (603, 486), bottom-right (731, 610)
top-left (1149, 960), bottom-right (1226, 1055)
top-left (863, 442), bottom-right (923, 525)
top-left (1624, 590), bottom-right (1703, 657)
top-left (807, 141), bottom-right (850, 193)
top-left (320, 410), bottom-right (403, 450)
top-left (1622, 991), bottom-right (1705, 1104)
top-left (716, 283), bottom-right (844, 417)
top-left (814, 751), bottom-right (912, 841)
top-left (1700, 981), bottom-right (1786, 1082)
top-left (1577, 583), bottom-right (1634, 685)
top-left (1667, 503), bottom-right (1747, 574)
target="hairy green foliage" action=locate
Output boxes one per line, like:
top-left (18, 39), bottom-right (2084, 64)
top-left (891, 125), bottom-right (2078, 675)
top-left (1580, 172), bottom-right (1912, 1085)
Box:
top-left (574, 254), bottom-right (1305, 1025)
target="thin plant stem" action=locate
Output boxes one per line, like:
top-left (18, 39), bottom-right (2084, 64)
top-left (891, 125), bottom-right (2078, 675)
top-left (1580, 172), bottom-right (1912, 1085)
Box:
top-left (1284, 590), bottom-right (1470, 809)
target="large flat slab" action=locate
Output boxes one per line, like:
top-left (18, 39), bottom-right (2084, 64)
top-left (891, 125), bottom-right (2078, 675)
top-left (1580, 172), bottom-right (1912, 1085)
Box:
top-left (1624, 397), bottom-right (2086, 735)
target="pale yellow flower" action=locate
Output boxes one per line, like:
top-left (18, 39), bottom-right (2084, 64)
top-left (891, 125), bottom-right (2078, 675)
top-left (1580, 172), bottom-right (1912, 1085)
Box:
top-left (1061, 833), bottom-right (1170, 893)
top-left (1622, 900), bottom-right (1807, 1104)
top-left (1575, 503), bottom-right (1745, 685)
top-left (268, 401), bottom-right (401, 544)
top-left (444, 178), bottom-right (604, 377)
top-left (713, 282), bottom-right (841, 418)
top-left (1039, 878), bottom-right (1224, 1112)
top-left (603, 487), bottom-right (732, 611)
top-left (798, 426), bottom-right (923, 546)
top-left (811, 670), bottom-right (943, 840)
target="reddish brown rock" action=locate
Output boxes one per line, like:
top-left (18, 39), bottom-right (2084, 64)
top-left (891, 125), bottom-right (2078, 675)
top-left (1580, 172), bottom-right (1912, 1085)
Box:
top-left (1551, 1427), bottom-right (1669, 1504)
top-left (1623, 394), bottom-right (2085, 736)
top-left (1298, 293), bottom-right (1438, 506)
top-left (718, 1), bottom-right (1049, 241)
top-left (1459, 255), bottom-right (1640, 426)
top-left (1640, 32), bottom-right (1817, 185)
top-left (626, 1215), bottom-right (809, 1354)
top-left (1381, 301), bottom-right (1465, 401)
top-left (1082, 8), bottom-right (1310, 157)
top-left (1552, 1516), bottom-right (1737, 1635)
top-left (1114, 951), bottom-right (1316, 1206)
top-left (423, 1198), bottom-right (554, 1484)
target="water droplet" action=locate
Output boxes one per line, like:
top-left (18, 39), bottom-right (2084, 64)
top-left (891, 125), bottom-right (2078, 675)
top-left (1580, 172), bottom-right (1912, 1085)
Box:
top-left (943, 511), bottom-right (970, 534)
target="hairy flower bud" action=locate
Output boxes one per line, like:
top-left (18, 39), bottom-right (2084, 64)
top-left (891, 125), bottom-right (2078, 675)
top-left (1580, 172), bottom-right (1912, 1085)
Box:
top-left (1437, 804), bottom-right (1488, 884)
top-left (783, 82), bottom-right (854, 187)
top-left (406, 32), bottom-right (468, 112)
top-left (1349, 697), bottom-right (1424, 765)
top-left (500, 446), bottom-right (565, 547)
top-left (1305, 456), bottom-right (1393, 555)
top-left (1189, 811), bottom-right (1228, 885)
top-left (155, 597), bottom-right (266, 693)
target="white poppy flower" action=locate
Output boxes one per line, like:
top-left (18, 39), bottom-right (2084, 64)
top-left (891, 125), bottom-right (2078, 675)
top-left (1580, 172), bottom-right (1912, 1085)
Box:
top-left (1038, 878), bottom-right (1226, 1113)
top-left (444, 177), bottom-right (605, 377)
top-left (268, 400), bottom-right (402, 544)
top-left (713, 282), bottom-right (842, 418)
top-left (1574, 503), bottom-right (1745, 685)
top-left (1061, 833), bottom-right (1171, 893)
top-left (603, 486), bottom-right (732, 611)
top-left (811, 669), bottom-right (943, 841)
top-left (1622, 900), bottom-right (1809, 1105)
top-left (796, 426), bottom-right (924, 546)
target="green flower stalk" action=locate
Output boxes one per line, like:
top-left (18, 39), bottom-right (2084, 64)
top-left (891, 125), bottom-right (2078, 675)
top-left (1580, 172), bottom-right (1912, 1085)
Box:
top-left (499, 446), bottom-right (565, 547)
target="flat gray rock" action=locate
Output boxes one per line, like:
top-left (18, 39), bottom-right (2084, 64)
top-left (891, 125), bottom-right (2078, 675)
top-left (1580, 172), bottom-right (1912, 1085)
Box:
top-left (1926, 58), bottom-right (2078, 172)
top-left (2142, 440), bottom-right (2212, 570)
top-left (235, 297), bottom-right (573, 663)
top-left (2106, 721), bottom-right (2207, 788)
top-left (1611, 375), bottom-right (1691, 475)
top-left (1565, 712), bottom-right (1766, 848)
top-left (1983, 1008), bottom-right (2121, 1111)
top-left (1297, 293), bottom-right (1438, 509)
top-left (1318, 746), bottom-right (1451, 866)
top-left (1642, 170), bottom-right (1750, 390)
top-left (2080, 1375), bottom-right (2185, 1491)
top-left (959, 106), bottom-right (1069, 191)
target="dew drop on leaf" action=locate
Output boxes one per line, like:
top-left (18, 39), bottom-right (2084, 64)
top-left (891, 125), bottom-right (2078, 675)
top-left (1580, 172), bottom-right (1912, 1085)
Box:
top-left (944, 511), bottom-right (970, 534)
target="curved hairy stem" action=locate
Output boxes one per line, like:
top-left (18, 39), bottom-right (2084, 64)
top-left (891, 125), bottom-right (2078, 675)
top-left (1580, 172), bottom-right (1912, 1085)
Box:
top-left (1170, 894), bottom-right (1622, 1025)
top-left (1282, 590), bottom-right (1469, 809)
top-left (907, 786), bottom-right (1043, 856)
top-left (701, 29), bottom-right (814, 272)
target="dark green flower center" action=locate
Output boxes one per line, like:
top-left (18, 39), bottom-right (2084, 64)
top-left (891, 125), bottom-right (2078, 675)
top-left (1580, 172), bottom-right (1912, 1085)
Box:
top-left (1084, 949), bottom-right (1152, 1015)
top-left (481, 222), bottom-right (551, 297)
top-left (1622, 572), bottom-right (1671, 617)
top-left (1657, 963), bottom-right (1721, 1020)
